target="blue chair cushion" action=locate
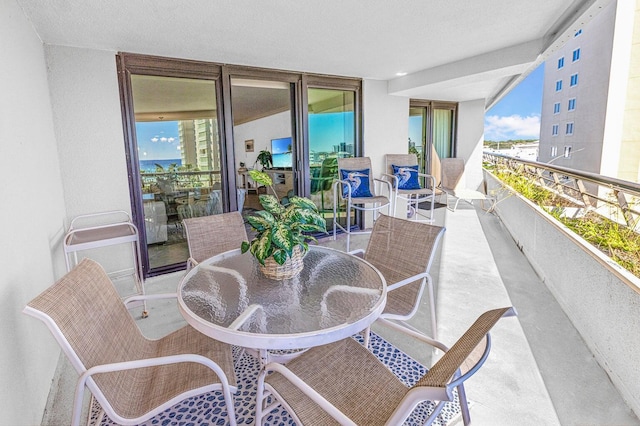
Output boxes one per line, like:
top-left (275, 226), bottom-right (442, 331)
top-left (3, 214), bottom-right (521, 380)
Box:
top-left (340, 168), bottom-right (373, 198)
top-left (392, 164), bottom-right (421, 190)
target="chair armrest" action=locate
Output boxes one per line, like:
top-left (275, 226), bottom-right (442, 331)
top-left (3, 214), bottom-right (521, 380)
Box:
top-left (379, 173), bottom-right (397, 185)
top-left (417, 173), bottom-right (436, 190)
top-left (376, 317), bottom-right (449, 353)
top-left (348, 248), bottom-right (365, 257)
top-left (386, 272), bottom-right (429, 292)
top-left (124, 293), bottom-right (177, 308)
top-left (262, 362), bottom-right (358, 426)
top-left (373, 177), bottom-right (393, 196)
top-left (332, 178), bottom-right (351, 200)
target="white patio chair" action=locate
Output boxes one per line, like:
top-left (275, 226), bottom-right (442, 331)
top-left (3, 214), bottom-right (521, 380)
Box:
top-left (350, 214), bottom-right (445, 343)
top-left (23, 258), bottom-right (238, 426)
top-left (332, 157), bottom-right (392, 251)
top-left (440, 158), bottom-right (495, 212)
top-left (255, 307), bottom-right (517, 426)
top-left (385, 153), bottom-right (437, 222)
top-left (183, 211), bottom-right (248, 271)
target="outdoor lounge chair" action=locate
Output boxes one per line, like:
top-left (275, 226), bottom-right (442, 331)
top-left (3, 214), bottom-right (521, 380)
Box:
top-left (351, 214), bottom-right (445, 342)
top-left (385, 153), bottom-right (437, 222)
top-left (440, 158), bottom-right (495, 212)
top-left (23, 258), bottom-right (238, 426)
top-left (255, 307), bottom-right (517, 426)
top-left (333, 156), bottom-right (392, 251)
top-left (183, 211), bottom-right (248, 271)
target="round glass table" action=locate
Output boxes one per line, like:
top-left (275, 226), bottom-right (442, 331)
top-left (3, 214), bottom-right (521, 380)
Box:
top-left (177, 246), bottom-right (386, 355)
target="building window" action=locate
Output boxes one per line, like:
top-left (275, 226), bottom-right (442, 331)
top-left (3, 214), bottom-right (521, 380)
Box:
top-left (557, 57), bottom-right (564, 69)
top-left (564, 146), bottom-right (572, 158)
top-left (568, 98), bottom-right (576, 111)
top-left (553, 102), bottom-right (561, 114)
top-left (555, 80), bottom-right (563, 92)
top-left (570, 73), bottom-right (579, 86)
top-left (566, 122), bottom-right (574, 135)
top-left (551, 146), bottom-right (558, 157)
top-left (575, 29), bottom-right (583, 37)
top-left (572, 48), bottom-right (581, 62)
top-left (552, 124), bottom-right (559, 136)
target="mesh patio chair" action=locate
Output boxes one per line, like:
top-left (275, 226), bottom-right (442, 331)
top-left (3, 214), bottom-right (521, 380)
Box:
top-left (183, 211), bottom-right (248, 270)
top-left (440, 158), bottom-right (495, 212)
top-left (351, 214), bottom-right (445, 342)
top-left (385, 153), bottom-right (437, 222)
top-left (23, 259), bottom-right (237, 426)
top-left (332, 157), bottom-right (393, 251)
top-left (255, 307), bottom-right (516, 426)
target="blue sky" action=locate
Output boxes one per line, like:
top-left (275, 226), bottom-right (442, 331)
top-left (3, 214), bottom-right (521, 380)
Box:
top-left (136, 121), bottom-right (181, 160)
top-left (484, 63), bottom-right (544, 141)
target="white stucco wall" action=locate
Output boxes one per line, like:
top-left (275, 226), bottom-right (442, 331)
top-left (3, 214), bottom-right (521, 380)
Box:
top-left (233, 110), bottom-right (291, 186)
top-left (1, 1), bottom-right (67, 424)
top-left (362, 80), bottom-right (410, 222)
top-left (455, 99), bottom-right (487, 191)
top-left (45, 45), bottom-right (136, 272)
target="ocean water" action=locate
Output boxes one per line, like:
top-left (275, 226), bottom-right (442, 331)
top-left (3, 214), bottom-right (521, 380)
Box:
top-left (140, 158), bottom-right (182, 172)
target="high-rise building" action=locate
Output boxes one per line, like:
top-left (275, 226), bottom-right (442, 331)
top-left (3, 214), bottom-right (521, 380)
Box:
top-left (538, 0), bottom-right (640, 183)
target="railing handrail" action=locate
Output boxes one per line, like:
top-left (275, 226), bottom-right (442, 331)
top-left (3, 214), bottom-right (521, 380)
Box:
top-left (484, 152), bottom-right (640, 196)
top-left (483, 152), bottom-right (640, 230)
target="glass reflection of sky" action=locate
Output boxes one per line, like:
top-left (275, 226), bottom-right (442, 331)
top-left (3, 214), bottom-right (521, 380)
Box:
top-left (309, 112), bottom-right (354, 153)
top-left (136, 111), bottom-right (356, 161)
top-left (136, 121), bottom-right (181, 160)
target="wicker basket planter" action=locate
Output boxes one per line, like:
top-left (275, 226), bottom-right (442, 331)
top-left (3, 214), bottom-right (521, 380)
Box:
top-left (259, 245), bottom-right (304, 280)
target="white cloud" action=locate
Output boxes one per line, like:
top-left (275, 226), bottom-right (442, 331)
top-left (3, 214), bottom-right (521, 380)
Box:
top-left (485, 114), bottom-right (540, 140)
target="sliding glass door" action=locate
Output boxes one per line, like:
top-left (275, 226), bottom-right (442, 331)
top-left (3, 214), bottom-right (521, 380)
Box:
top-left (307, 87), bottom-right (357, 230)
top-left (129, 74), bottom-right (224, 272)
top-left (118, 53), bottom-right (363, 277)
top-left (409, 101), bottom-right (457, 183)
top-left (230, 77), bottom-right (296, 211)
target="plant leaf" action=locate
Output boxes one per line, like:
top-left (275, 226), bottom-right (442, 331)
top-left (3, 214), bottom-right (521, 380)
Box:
top-left (253, 231), bottom-right (273, 264)
top-left (247, 214), bottom-right (272, 231)
top-left (272, 249), bottom-right (288, 265)
top-left (259, 195), bottom-right (285, 215)
top-left (249, 169), bottom-right (273, 186)
top-left (289, 196), bottom-right (319, 212)
top-left (271, 222), bottom-right (294, 252)
top-left (297, 209), bottom-right (327, 230)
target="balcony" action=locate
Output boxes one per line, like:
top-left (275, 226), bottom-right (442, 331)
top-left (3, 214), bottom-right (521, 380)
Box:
top-left (43, 200), bottom-right (639, 425)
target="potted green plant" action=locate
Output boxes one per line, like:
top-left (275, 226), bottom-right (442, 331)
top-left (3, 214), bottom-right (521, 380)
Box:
top-left (241, 170), bottom-right (327, 279)
top-left (255, 150), bottom-right (273, 170)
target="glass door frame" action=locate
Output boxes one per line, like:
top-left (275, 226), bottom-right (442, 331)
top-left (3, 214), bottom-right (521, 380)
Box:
top-left (221, 66), bottom-right (302, 199)
top-left (303, 75), bottom-right (363, 231)
top-left (117, 53), bottom-right (364, 277)
top-left (409, 99), bottom-right (458, 175)
top-left (117, 53), bottom-right (228, 277)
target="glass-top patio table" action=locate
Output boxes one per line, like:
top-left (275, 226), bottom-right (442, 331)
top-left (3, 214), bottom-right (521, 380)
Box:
top-left (177, 246), bottom-right (386, 360)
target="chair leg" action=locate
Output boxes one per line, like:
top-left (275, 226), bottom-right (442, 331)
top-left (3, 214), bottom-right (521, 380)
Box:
top-left (255, 369), bottom-right (268, 426)
top-left (426, 275), bottom-right (437, 340)
top-left (362, 325), bottom-right (371, 348)
top-left (457, 383), bottom-right (471, 425)
top-left (424, 401), bottom-right (447, 425)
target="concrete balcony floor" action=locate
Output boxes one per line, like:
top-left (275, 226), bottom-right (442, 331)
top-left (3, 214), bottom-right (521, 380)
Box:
top-left (43, 203), bottom-right (640, 425)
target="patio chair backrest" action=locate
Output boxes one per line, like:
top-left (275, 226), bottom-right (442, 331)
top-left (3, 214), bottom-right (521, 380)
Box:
top-left (26, 259), bottom-right (148, 402)
top-left (441, 158), bottom-right (465, 191)
top-left (337, 156), bottom-right (375, 195)
top-left (384, 153), bottom-right (419, 176)
top-left (183, 211), bottom-right (248, 263)
top-left (364, 214), bottom-right (444, 288)
top-left (416, 307), bottom-right (515, 388)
